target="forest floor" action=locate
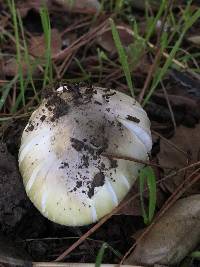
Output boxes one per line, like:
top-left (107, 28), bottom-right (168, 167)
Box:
top-left (0, 1), bottom-right (200, 266)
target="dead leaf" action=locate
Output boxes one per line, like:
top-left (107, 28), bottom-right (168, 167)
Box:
top-left (155, 93), bottom-right (200, 110)
top-left (2, 57), bottom-right (40, 78)
top-left (53, 0), bottom-right (100, 14)
top-left (187, 35), bottom-right (200, 46)
top-left (3, 58), bottom-right (28, 77)
top-left (97, 25), bottom-right (133, 53)
top-left (158, 124), bottom-right (200, 193)
top-left (17, 0), bottom-right (50, 18)
top-left (125, 194), bottom-right (200, 266)
top-left (29, 29), bottom-right (62, 58)
top-left (17, 0), bottom-right (100, 18)
top-left (96, 24), bottom-right (150, 75)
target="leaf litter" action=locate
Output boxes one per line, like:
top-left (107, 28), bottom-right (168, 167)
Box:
top-left (125, 194), bottom-right (200, 266)
top-left (158, 124), bottom-right (200, 194)
top-left (29, 28), bottom-right (62, 58)
top-left (1, 0), bottom-right (200, 266)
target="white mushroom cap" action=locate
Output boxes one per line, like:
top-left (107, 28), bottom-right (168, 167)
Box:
top-left (18, 86), bottom-right (152, 226)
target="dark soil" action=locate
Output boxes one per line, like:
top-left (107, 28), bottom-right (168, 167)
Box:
top-left (126, 115), bottom-right (140, 123)
top-left (45, 93), bottom-right (69, 122)
top-left (0, 142), bottom-right (28, 233)
top-left (87, 172), bottom-right (105, 198)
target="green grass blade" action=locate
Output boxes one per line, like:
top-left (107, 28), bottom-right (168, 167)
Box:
top-left (114, 0), bottom-right (124, 13)
top-left (8, 0), bottom-right (25, 106)
top-left (146, 167), bottom-right (157, 221)
top-left (106, 244), bottom-right (122, 259)
top-left (190, 251), bottom-right (200, 259)
top-left (39, 5), bottom-right (53, 88)
top-left (139, 172), bottom-right (148, 224)
top-left (0, 75), bottom-right (18, 111)
top-left (110, 18), bottom-right (134, 97)
top-left (142, 4), bottom-right (200, 106)
top-left (95, 243), bottom-right (108, 267)
top-left (74, 57), bottom-right (90, 78)
top-left (95, 242), bottom-right (122, 267)
top-left (139, 166), bottom-right (157, 224)
top-left (145, 0), bottom-right (167, 42)
top-left (17, 11), bottom-right (40, 103)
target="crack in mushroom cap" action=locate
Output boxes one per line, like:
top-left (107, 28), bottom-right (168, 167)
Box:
top-left (18, 86), bottom-right (152, 226)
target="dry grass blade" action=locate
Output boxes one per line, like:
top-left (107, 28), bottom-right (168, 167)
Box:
top-left (160, 81), bottom-right (176, 130)
top-left (33, 263), bottom-right (143, 267)
top-left (61, 16), bottom-right (92, 37)
top-left (137, 49), bottom-right (162, 103)
top-left (53, 19), bottom-right (110, 62)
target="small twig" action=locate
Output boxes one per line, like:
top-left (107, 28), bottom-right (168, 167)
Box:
top-left (60, 53), bottom-right (76, 78)
top-left (138, 48), bottom-right (162, 103)
top-left (53, 19), bottom-right (109, 62)
top-left (102, 153), bottom-right (173, 170)
top-left (152, 130), bottom-right (188, 156)
top-left (61, 17), bottom-right (91, 37)
top-left (160, 168), bottom-right (200, 210)
top-left (105, 68), bottom-right (122, 81)
top-left (160, 81), bottom-right (176, 130)
top-left (34, 263), bottom-right (141, 267)
top-left (0, 80), bottom-right (8, 84)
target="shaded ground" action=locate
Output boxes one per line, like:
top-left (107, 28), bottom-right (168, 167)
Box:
top-left (0, 0), bottom-right (200, 266)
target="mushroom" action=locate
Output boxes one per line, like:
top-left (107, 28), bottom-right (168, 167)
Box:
top-left (18, 85), bottom-right (152, 226)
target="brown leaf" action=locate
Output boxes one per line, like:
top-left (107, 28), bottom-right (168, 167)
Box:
top-left (29, 29), bottom-right (62, 58)
top-left (125, 194), bottom-right (200, 266)
top-left (97, 24), bottom-right (133, 53)
top-left (3, 58), bottom-right (28, 77)
top-left (187, 35), bottom-right (200, 46)
top-left (17, 0), bottom-right (50, 18)
top-left (158, 124), bottom-right (200, 193)
top-left (97, 24), bottom-right (151, 76)
top-left (155, 93), bottom-right (200, 111)
top-left (17, 0), bottom-right (100, 17)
